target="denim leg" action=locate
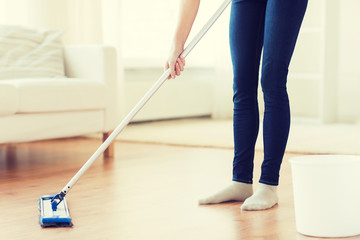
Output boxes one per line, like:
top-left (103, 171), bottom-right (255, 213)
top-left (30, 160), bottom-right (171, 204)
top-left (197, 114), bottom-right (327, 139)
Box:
top-left (230, 0), bottom-right (267, 184)
top-left (260, 0), bottom-right (308, 186)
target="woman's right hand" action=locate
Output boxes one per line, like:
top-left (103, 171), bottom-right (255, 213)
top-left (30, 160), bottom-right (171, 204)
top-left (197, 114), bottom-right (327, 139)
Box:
top-left (164, 44), bottom-right (186, 80)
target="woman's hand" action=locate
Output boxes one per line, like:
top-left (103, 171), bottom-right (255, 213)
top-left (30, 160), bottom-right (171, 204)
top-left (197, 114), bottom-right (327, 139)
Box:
top-left (164, 0), bottom-right (200, 79)
top-left (165, 44), bottom-right (186, 79)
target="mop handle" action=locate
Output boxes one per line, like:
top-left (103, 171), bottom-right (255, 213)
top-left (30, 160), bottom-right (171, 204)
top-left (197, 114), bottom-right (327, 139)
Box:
top-left (60, 0), bottom-right (232, 196)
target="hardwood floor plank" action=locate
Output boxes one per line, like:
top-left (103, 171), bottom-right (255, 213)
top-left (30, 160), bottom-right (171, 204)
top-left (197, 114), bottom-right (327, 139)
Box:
top-left (1, 138), bottom-right (360, 240)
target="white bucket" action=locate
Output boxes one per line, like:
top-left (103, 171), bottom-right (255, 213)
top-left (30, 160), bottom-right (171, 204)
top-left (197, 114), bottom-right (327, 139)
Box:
top-left (289, 155), bottom-right (360, 238)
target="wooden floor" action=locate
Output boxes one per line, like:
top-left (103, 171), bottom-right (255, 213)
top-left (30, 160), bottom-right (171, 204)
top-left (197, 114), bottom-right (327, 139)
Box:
top-left (1, 138), bottom-right (359, 240)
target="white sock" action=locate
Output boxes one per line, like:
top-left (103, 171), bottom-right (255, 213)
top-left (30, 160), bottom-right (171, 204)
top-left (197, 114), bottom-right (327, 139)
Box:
top-left (199, 181), bottom-right (253, 204)
top-left (241, 183), bottom-right (278, 211)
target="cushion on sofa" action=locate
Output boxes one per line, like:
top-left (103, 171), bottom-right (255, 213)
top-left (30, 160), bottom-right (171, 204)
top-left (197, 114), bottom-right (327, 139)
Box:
top-left (0, 25), bottom-right (65, 80)
top-left (1, 78), bottom-right (107, 113)
top-left (0, 82), bottom-right (18, 116)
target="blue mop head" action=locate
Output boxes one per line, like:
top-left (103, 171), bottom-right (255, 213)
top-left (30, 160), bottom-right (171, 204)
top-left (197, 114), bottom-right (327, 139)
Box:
top-left (38, 195), bottom-right (73, 227)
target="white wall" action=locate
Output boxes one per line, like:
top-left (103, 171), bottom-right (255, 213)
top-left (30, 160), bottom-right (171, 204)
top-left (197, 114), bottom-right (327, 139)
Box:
top-left (0, 0), bottom-right (359, 123)
top-left (121, 0), bottom-right (360, 123)
top-left (288, 0), bottom-right (360, 123)
top-left (0, 0), bottom-right (103, 44)
top-left (119, 0), bottom-right (222, 121)
top-left (337, 0), bottom-right (360, 123)
top-left (120, 0), bottom-right (220, 67)
top-left (120, 0), bottom-right (233, 119)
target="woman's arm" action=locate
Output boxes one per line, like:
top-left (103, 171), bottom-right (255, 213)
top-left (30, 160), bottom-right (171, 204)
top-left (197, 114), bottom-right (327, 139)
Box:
top-left (165, 0), bottom-right (200, 79)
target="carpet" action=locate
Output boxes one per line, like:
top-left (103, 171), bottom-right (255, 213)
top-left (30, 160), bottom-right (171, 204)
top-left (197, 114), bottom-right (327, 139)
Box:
top-left (114, 118), bottom-right (360, 155)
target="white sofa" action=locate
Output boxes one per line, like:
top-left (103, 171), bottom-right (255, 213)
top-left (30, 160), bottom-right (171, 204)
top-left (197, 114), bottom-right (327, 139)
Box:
top-left (0, 45), bottom-right (119, 157)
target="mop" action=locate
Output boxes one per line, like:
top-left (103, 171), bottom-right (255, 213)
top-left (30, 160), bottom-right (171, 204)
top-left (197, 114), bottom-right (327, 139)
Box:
top-left (38, 0), bottom-right (232, 227)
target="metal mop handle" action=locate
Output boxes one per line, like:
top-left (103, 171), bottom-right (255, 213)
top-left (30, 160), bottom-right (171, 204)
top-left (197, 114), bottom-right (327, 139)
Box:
top-left (51, 0), bottom-right (232, 209)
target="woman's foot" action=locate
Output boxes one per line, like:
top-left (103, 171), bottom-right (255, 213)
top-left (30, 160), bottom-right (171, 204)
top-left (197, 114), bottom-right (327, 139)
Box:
top-left (241, 183), bottom-right (278, 210)
top-left (199, 181), bottom-right (253, 204)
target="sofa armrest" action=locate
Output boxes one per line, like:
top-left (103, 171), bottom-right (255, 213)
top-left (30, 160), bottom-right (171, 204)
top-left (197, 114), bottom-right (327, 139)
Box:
top-left (63, 45), bottom-right (119, 131)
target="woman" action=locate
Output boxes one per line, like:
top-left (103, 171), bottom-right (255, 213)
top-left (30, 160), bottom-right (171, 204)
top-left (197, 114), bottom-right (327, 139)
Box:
top-left (165, 0), bottom-right (307, 211)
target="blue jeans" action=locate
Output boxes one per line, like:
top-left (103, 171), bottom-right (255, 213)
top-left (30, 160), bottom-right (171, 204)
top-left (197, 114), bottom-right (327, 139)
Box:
top-left (230, 0), bottom-right (307, 186)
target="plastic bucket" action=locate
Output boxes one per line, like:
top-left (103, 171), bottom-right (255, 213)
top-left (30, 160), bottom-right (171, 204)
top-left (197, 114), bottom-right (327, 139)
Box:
top-left (289, 155), bottom-right (360, 238)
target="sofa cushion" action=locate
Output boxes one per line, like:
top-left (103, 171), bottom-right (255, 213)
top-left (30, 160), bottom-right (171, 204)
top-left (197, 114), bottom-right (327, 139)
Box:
top-left (0, 25), bottom-right (65, 80)
top-left (0, 82), bottom-right (18, 116)
top-left (1, 78), bottom-right (107, 113)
